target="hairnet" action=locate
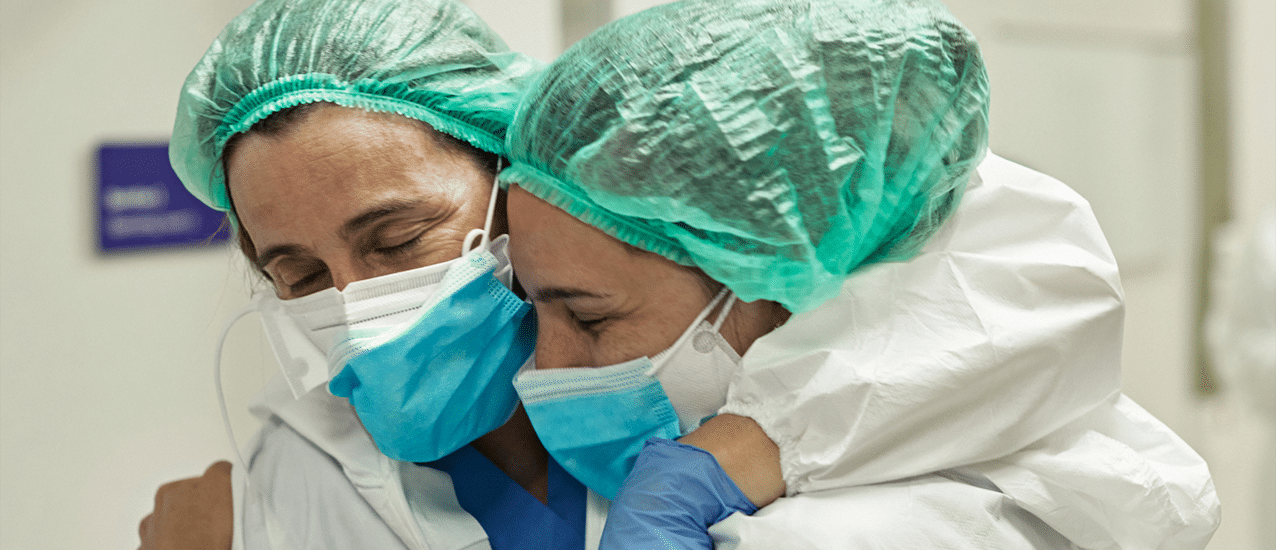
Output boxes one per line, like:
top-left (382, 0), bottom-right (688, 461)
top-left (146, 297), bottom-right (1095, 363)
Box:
top-left (171, 0), bottom-right (543, 212)
top-left (500, 0), bottom-right (989, 313)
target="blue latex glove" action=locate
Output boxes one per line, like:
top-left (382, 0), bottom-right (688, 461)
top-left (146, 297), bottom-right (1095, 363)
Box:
top-left (600, 438), bottom-right (758, 550)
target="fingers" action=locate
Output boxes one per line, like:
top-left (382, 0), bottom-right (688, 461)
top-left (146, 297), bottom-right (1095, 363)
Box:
top-left (139, 462), bottom-right (236, 550)
top-left (204, 460), bottom-right (232, 478)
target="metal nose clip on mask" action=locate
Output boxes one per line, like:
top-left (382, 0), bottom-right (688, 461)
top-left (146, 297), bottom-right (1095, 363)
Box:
top-left (215, 161), bottom-right (534, 466)
top-left (512, 288), bottom-right (741, 499)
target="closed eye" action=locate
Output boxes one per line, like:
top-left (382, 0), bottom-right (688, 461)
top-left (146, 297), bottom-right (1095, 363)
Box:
top-left (283, 269), bottom-right (331, 297)
top-left (572, 311), bottom-right (609, 330)
top-left (374, 230), bottom-right (426, 257)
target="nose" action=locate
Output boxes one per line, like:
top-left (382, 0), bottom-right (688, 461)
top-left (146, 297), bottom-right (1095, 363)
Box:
top-left (328, 261), bottom-right (383, 292)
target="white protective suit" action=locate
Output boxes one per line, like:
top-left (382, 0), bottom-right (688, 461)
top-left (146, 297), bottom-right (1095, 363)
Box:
top-left (230, 371), bottom-right (1069, 549)
top-left (226, 153), bottom-right (1218, 549)
top-left (718, 153), bottom-right (1221, 550)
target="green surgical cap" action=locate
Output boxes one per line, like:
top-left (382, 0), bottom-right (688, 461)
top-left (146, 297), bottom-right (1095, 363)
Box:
top-left (501, 0), bottom-right (989, 313)
top-left (171, 0), bottom-right (543, 212)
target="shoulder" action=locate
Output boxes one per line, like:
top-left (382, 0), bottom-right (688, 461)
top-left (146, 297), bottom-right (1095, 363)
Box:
top-left (239, 416), bottom-right (418, 549)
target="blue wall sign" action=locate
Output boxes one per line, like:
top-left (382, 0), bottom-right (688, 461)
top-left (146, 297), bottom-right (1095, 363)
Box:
top-left (97, 143), bottom-right (229, 252)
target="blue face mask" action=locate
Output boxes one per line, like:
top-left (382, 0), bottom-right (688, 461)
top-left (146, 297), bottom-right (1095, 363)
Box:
top-left (322, 165), bottom-right (534, 463)
top-left (327, 247), bottom-right (534, 463)
top-left (513, 289), bottom-right (738, 499)
top-left (513, 358), bottom-right (682, 499)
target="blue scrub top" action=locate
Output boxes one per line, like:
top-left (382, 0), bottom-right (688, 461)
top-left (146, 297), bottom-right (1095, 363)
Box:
top-left (428, 445), bottom-right (587, 550)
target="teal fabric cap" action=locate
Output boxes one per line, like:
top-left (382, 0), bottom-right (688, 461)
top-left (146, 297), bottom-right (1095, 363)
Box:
top-left (501, 0), bottom-right (990, 313)
top-left (171, 0), bottom-right (543, 212)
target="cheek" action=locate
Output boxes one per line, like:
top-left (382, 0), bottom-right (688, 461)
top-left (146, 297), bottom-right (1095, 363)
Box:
top-left (530, 307), bottom-right (597, 370)
top-left (594, 319), bottom-right (675, 365)
top-left (588, 314), bottom-right (687, 367)
top-left (530, 305), bottom-right (652, 369)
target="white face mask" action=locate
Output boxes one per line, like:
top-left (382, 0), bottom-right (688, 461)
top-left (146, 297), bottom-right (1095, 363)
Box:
top-left (253, 235), bottom-right (515, 399)
top-left (649, 288), bottom-right (743, 432)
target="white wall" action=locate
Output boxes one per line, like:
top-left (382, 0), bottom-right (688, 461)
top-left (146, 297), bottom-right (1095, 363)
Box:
top-left (0, 2), bottom-right (267, 549)
top-left (1195, 1), bottom-right (1276, 549)
top-left (0, 1), bottom-right (561, 549)
top-left (465, 0), bottom-right (562, 62)
top-left (1227, 0), bottom-right (1276, 221)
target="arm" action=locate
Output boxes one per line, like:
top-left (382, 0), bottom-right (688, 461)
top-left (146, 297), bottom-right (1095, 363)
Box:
top-left (678, 414), bottom-right (783, 507)
top-left (707, 470), bottom-right (1074, 550)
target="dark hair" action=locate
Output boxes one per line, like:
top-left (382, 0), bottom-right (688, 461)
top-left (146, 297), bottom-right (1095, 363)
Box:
top-left (219, 102), bottom-right (501, 264)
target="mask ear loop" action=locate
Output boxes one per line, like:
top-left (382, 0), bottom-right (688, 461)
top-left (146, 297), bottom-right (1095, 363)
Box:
top-left (711, 292), bottom-right (738, 332)
top-left (648, 287), bottom-right (731, 377)
top-left (214, 293), bottom-right (266, 484)
top-left (215, 293), bottom-right (302, 550)
top-left (462, 158), bottom-right (504, 256)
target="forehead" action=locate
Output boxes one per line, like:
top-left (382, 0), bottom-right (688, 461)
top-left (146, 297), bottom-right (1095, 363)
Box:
top-left (507, 186), bottom-right (690, 291)
top-left (225, 106), bottom-right (477, 239)
top-left (228, 107), bottom-right (439, 199)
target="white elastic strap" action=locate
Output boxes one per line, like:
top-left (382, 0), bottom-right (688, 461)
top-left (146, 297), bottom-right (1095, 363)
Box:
top-left (463, 157), bottom-right (504, 255)
top-left (711, 292), bottom-right (738, 332)
top-left (218, 300), bottom-right (301, 550)
top-left (215, 303), bottom-right (257, 484)
top-left (648, 287), bottom-right (731, 376)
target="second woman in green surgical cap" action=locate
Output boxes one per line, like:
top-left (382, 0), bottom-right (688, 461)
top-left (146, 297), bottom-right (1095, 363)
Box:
top-left (501, 0), bottom-right (1221, 548)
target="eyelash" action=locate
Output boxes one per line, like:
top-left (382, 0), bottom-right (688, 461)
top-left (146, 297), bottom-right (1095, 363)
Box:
top-left (287, 270), bottom-right (327, 293)
top-left (572, 312), bottom-right (608, 331)
top-left (375, 232), bottom-right (426, 257)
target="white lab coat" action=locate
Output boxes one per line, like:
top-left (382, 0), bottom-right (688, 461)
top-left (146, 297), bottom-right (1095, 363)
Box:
top-left (718, 153), bottom-right (1221, 549)
top-left (229, 370), bottom-right (1070, 549)
top-left (228, 373), bottom-right (613, 550)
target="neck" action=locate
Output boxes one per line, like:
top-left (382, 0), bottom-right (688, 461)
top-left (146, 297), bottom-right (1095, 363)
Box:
top-left (469, 405), bottom-right (550, 504)
top-left (723, 298), bottom-right (791, 356)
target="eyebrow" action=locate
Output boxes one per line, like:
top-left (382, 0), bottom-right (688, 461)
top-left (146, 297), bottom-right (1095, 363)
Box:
top-left (338, 198), bottom-right (431, 241)
top-left (253, 198), bottom-right (432, 272)
top-left (532, 287), bottom-right (611, 302)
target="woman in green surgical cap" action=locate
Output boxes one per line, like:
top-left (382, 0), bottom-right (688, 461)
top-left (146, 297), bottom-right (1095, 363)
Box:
top-left (502, 0), bottom-right (1220, 548)
top-left (141, 0), bottom-right (610, 548)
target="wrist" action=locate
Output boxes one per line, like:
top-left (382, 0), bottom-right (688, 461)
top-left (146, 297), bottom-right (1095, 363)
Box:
top-left (678, 413), bottom-right (785, 507)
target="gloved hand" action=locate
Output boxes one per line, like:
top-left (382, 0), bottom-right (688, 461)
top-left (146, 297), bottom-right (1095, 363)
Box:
top-left (600, 438), bottom-right (758, 550)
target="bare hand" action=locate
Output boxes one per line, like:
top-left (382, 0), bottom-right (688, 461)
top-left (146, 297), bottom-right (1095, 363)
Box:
top-left (138, 461), bottom-right (233, 550)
